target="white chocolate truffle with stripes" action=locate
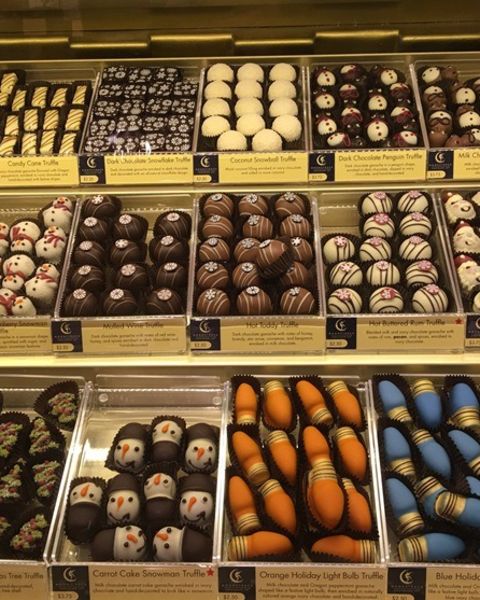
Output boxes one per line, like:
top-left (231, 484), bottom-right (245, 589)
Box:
top-left (412, 284), bottom-right (448, 313)
top-left (359, 237), bottom-right (392, 262)
top-left (399, 212), bottom-right (432, 237)
top-left (369, 287), bottom-right (404, 313)
top-left (323, 235), bottom-right (356, 264)
top-left (366, 261), bottom-right (401, 286)
top-left (327, 288), bottom-right (362, 314)
top-left (330, 261), bottom-right (363, 287)
top-left (399, 236), bottom-right (432, 261)
top-left (362, 213), bottom-right (395, 239)
top-left (360, 192), bottom-right (393, 215)
top-left (405, 260), bottom-right (439, 287)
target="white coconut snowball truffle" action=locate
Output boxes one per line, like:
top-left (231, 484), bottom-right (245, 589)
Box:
top-left (272, 115), bottom-right (302, 142)
top-left (237, 63), bottom-right (265, 82)
top-left (269, 63), bottom-right (297, 82)
top-left (217, 130), bottom-right (248, 151)
top-left (235, 97), bottom-right (264, 117)
top-left (207, 63), bottom-right (234, 82)
top-left (269, 97), bottom-right (298, 118)
top-left (268, 80), bottom-right (296, 101)
top-left (202, 98), bottom-right (231, 118)
top-left (252, 129), bottom-right (283, 152)
top-left (204, 80), bottom-right (232, 100)
top-left (201, 115), bottom-right (231, 138)
top-left (236, 114), bottom-right (266, 137)
top-left (235, 79), bottom-right (263, 99)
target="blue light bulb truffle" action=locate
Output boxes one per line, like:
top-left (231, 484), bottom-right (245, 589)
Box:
top-left (466, 476), bottom-right (480, 497)
top-left (449, 382), bottom-right (480, 431)
top-left (385, 477), bottom-right (424, 535)
top-left (383, 427), bottom-right (415, 478)
top-left (378, 380), bottom-right (413, 423)
top-left (415, 476), bottom-right (446, 519)
top-left (448, 430), bottom-right (480, 476)
top-left (398, 533), bottom-right (466, 562)
top-left (411, 429), bottom-right (452, 480)
top-left (411, 379), bottom-right (442, 430)
top-left (434, 490), bottom-right (480, 529)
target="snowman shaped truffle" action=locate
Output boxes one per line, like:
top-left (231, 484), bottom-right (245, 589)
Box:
top-left (178, 473), bottom-right (215, 528)
top-left (109, 422), bottom-right (148, 474)
top-left (151, 416), bottom-right (186, 463)
top-left (184, 423), bottom-right (219, 474)
top-left (9, 220), bottom-right (41, 244)
top-left (106, 473), bottom-right (142, 525)
top-left (152, 525), bottom-right (212, 562)
top-left (92, 525), bottom-right (147, 562)
top-left (66, 478), bottom-right (105, 543)
top-left (143, 469), bottom-right (177, 529)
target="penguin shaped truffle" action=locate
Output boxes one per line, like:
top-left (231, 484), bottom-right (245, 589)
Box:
top-left (152, 525), bottom-right (212, 562)
top-left (108, 422), bottom-right (148, 474)
top-left (143, 469), bottom-right (177, 529)
top-left (106, 473), bottom-right (142, 525)
top-left (178, 473), bottom-right (216, 527)
top-left (151, 416), bottom-right (186, 463)
top-left (66, 478), bottom-right (104, 544)
top-left (92, 525), bottom-right (148, 562)
top-left (184, 423), bottom-right (219, 474)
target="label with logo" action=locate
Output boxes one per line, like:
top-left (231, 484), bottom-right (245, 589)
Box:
top-left (217, 152), bottom-right (308, 184)
top-left (0, 564), bottom-right (48, 600)
top-left (51, 319), bottom-right (83, 352)
top-left (0, 156), bottom-right (78, 187)
top-left (427, 149), bottom-right (454, 179)
top-left (103, 153), bottom-right (193, 184)
top-left (219, 566), bottom-right (256, 600)
top-left (87, 564), bottom-right (216, 600)
top-left (333, 148), bottom-right (426, 182)
top-left (0, 318), bottom-right (51, 354)
top-left (308, 151), bottom-right (335, 181)
top-left (466, 314), bottom-right (480, 348)
top-left (80, 155), bottom-right (106, 184)
top-left (387, 567), bottom-right (426, 600)
top-left (52, 565), bottom-right (90, 600)
top-left (326, 317), bottom-right (357, 349)
top-left (191, 317), bottom-right (325, 353)
top-left (426, 566), bottom-right (480, 600)
top-left (193, 153), bottom-right (219, 183)
top-left (453, 148), bottom-right (480, 180)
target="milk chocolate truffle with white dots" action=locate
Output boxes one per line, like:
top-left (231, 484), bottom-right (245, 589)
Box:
top-left (238, 194), bottom-right (269, 217)
top-left (199, 237), bottom-right (231, 263)
top-left (202, 193), bottom-right (234, 219)
top-left (149, 236), bottom-right (188, 264)
top-left (155, 262), bottom-right (187, 289)
top-left (103, 288), bottom-right (138, 316)
top-left (154, 211), bottom-right (191, 239)
top-left (197, 288), bottom-right (231, 315)
top-left (146, 288), bottom-right (183, 314)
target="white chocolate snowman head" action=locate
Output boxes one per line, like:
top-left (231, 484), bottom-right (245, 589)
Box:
top-left (107, 489), bottom-right (141, 524)
top-left (69, 481), bottom-right (103, 506)
top-left (42, 207), bottom-right (73, 233)
top-left (445, 194), bottom-right (477, 223)
top-left (25, 277), bottom-right (57, 306)
top-left (113, 525), bottom-right (147, 561)
top-left (11, 296), bottom-right (37, 316)
top-left (53, 196), bottom-right (74, 212)
top-left (44, 225), bottom-right (67, 240)
top-left (380, 68), bottom-right (399, 85)
top-left (36, 263), bottom-right (60, 281)
top-left (152, 419), bottom-right (183, 446)
top-left (0, 222), bottom-right (9, 239)
top-left (35, 235), bottom-right (66, 263)
top-left (456, 259), bottom-right (480, 292)
top-left (112, 424), bottom-right (147, 472)
top-left (185, 438), bottom-right (217, 472)
top-left (179, 491), bottom-right (214, 526)
top-left (421, 66), bottom-right (441, 84)
top-left (3, 254), bottom-right (36, 279)
top-left (453, 225), bottom-right (480, 254)
top-left (10, 238), bottom-right (34, 254)
top-left (0, 288), bottom-right (16, 315)
top-left (2, 274), bottom-right (25, 292)
top-left (153, 526), bottom-right (184, 562)
top-left (9, 221), bottom-right (41, 243)
top-left (144, 472), bottom-right (176, 501)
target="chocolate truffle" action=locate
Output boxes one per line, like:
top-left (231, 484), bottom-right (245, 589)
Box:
top-left (70, 265), bottom-right (105, 293)
top-left (290, 237), bottom-right (314, 265)
top-left (110, 239), bottom-right (145, 267)
top-left (199, 237), bottom-right (230, 263)
top-left (202, 215), bottom-right (234, 240)
top-left (327, 288), bottom-right (363, 314)
top-left (154, 211), bottom-right (191, 239)
top-left (202, 193), bottom-right (234, 219)
top-left (360, 191), bottom-right (393, 215)
top-left (366, 261), bottom-right (401, 286)
top-left (155, 262), bottom-right (187, 289)
top-left (63, 288), bottom-right (98, 316)
top-left (196, 288), bottom-right (231, 315)
top-left (363, 213), bottom-right (395, 238)
top-left (152, 526), bottom-right (212, 562)
top-left (184, 423), bottom-right (219, 473)
top-left (233, 238), bottom-right (260, 263)
top-left (275, 192), bottom-right (307, 218)
top-left (149, 236), bottom-right (187, 264)
top-left (197, 261), bottom-right (229, 290)
top-left (242, 215), bottom-right (274, 241)
top-left (106, 473), bottom-right (141, 525)
top-left (113, 264), bottom-right (149, 291)
top-left (397, 190), bottom-right (430, 213)
top-left (280, 261), bottom-right (311, 288)
top-left (103, 288), bottom-right (137, 316)
top-left (151, 416), bottom-right (185, 462)
top-left (66, 478), bottom-right (104, 544)
top-left (92, 526), bottom-right (147, 562)
top-left (232, 262), bottom-right (262, 289)
top-left (78, 217), bottom-right (110, 243)
top-left (82, 195), bottom-right (120, 219)
top-left (236, 286), bottom-right (272, 315)
top-left (323, 235), bottom-right (355, 264)
top-left (405, 260), bottom-right (439, 287)
top-left (112, 214), bottom-right (148, 242)
top-left (146, 288), bottom-right (183, 314)
top-left (280, 286), bottom-right (315, 314)
top-left (110, 422), bottom-right (148, 474)
top-left (399, 212), bottom-right (432, 237)
top-left (72, 240), bottom-right (105, 267)
top-left (369, 287), bottom-right (404, 313)
top-left (144, 471), bottom-right (176, 529)
top-left (412, 284), bottom-right (449, 313)
top-left (178, 473), bottom-right (216, 527)
top-left (279, 214), bottom-right (311, 238)
top-left (330, 261), bottom-right (363, 287)
top-left (238, 194), bottom-right (269, 217)
top-left (399, 236), bottom-right (432, 261)
top-left (257, 239), bottom-right (293, 278)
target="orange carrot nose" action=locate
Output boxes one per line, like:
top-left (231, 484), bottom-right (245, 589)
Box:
top-left (156, 532), bottom-right (168, 541)
top-left (121, 443), bottom-right (130, 459)
top-left (197, 447), bottom-right (205, 460)
top-left (154, 474), bottom-right (161, 485)
top-left (80, 484), bottom-right (90, 497)
top-left (117, 496), bottom-right (124, 509)
top-left (188, 496), bottom-right (197, 511)
top-left (162, 423), bottom-right (169, 433)
top-left (127, 533), bottom-right (138, 543)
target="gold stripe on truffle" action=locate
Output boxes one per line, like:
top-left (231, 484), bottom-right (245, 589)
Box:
top-left (258, 479), bottom-right (281, 497)
top-left (0, 72), bottom-right (18, 94)
top-left (415, 476), bottom-right (443, 502)
top-left (247, 461), bottom-right (269, 486)
top-left (0, 92), bottom-right (10, 106)
top-left (23, 110), bottom-right (39, 132)
top-left (21, 133), bottom-right (37, 155)
top-left (390, 458), bottom-right (415, 478)
top-left (227, 536), bottom-right (247, 561)
top-left (32, 86), bottom-right (48, 108)
top-left (4, 115), bottom-right (19, 136)
top-left (72, 85), bottom-right (87, 104)
top-left (43, 110), bottom-right (59, 131)
top-left (0, 136), bottom-right (17, 156)
top-left (335, 426), bottom-right (356, 442)
top-left (359, 540), bottom-right (376, 563)
top-left (398, 535), bottom-right (427, 562)
top-left (469, 457), bottom-right (480, 476)
top-left (65, 109), bottom-right (84, 131)
top-left (236, 512), bottom-right (261, 534)
top-left (50, 88), bottom-right (68, 107)
top-left (398, 511), bottom-right (424, 536)
top-left (388, 406), bottom-right (413, 423)
top-left (266, 430), bottom-right (289, 445)
top-left (59, 133), bottom-right (76, 155)
top-left (451, 407), bottom-right (480, 431)
top-left (12, 89), bottom-right (26, 111)
top-left (39, 130), bottom-right (55, 155)
top-left (327, 380), bottom-right (348, 396)
top-left (412, 379), bottom-right (436, 397)
top-left (434, 491), bottom-right (465, 523)
top-left (411, 429), bottom-right (432, 445)
top-left (310, 459), bottom-right (336, 481)
top-left (264, 380), bottom-right (285, 394)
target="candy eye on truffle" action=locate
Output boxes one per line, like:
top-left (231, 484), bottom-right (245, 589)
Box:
top-left (134, 447), bottom-right (139, 452)
top-left (124, 542), bottom-right (129, 548)
top-left (128, 497), bottom-right (133, 502)
top-left (202, 497), bottom-right (208, 503)
top-left (164, 543), bottom-right (169, 549)
top-left (166, 527), bottom-right (172, 533)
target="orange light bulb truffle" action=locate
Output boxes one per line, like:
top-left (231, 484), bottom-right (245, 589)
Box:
top-left (235, 382), bottom-right (258, 425)
top-left (335, 427), bottom-right (368, 481)
top-left (228, 475), bottom-right (260, 534)
top-left (311, 535), bottom-right (376, 563)
top-left (295, 379), bottom-right (333, 426)
top-left (228, 531), bottom-right (293, 560)
top-left (266, 430), bottom-right (297, 487)
top-left (326, 380), bottom-right (363, 429)
top-left (259, 479), bottom-right (297, 534)
top-left (342, 478), bottom-right (373, 534)
top-left (307, 460), bottom-right (345, 530)
top-left (303, 425), bottom-right (331, 468)
top-left (263, 380), bottom-right (293, 429)
top-left (232, 431), bottom-right (270, 486)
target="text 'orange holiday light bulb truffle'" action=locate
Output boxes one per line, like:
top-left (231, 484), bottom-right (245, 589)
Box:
top-left (232, 431), bottom-right (270, 486)
top-left (263, 380), bottom-right (293, 429)
top-left (311, 535), bottom-right (376, 563)
top-left (235, 382), bottom-right (258, 425)
top-left (259, 479), bottom-right (297, 534)
top-left (327, 380), bottom-right (363, 428)
top-left (228, 475), bottom-right (260, 534)
top-left (335, 427), bottom-right (368, 481)
top-left (295, 379), bottom-right (333, 426)
top-left (228, 531), bottom-right (293, 560)
top-left (303, 425), bottom-right (330, 468)
top-left (307, 460), bottom-right (344, 530)
top-left (343, 478), bottom-right (373, 534)
top-left (266, 430), bottom-right (297, 486)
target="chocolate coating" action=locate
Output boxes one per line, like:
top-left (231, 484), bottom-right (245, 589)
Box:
top-left (149, 236), bottom-right (187, 264)
top-left (275, 192), bottom-right (307, 218)
top-left (154, 211), bottom-right (191, 239)
top-left (196, 288), bottom-right (231, 315)
top-left (236, 286), bottom-right (272, 315)
top-left (112, 214), bottom-right (148, 242)
top-left (155, 262), bottom-right (187, 289)
top-left (70, 265), bottom-right (105, 293)
top-left (279, 214), bottom-right (312, 238)
top-left (280, 286), bottom-right (316, 314)
top-left (78, 217), bottom-right (110, 243)
top-left (257, 239), bottom-right (293, 277)
top-left (82, 195), bottom-right (120, 219)
top-left (145, 288), bottom-right (183, 314)
top-left (110, 239), bottom-right (145, 267)
top-left (202, 215), bottom-right (234, 240)
top-left (233, 238), bottom-right (260, 263)
top-left (72, 240), bottom-right (106, 267)
top-left (232, 262), bottom-right (262, 289)
top-left (202, 193), bottom-right (234, 219)
top-left (196, 261), bottom-right (229, 290)
top-left (242, 215), bottom-right (274, 241)
top-left (238, 194), bottom-right (269, 217)
top-left (290, 237), bottom-right (314, 265)
top-left (113, 263), bottom-right (149, 291)
top-left (67, 502), bottom-right (102, 544)
top-left (198, 237), bottom-right (231, 263)
top-left (280, 261), bottom-right (311, 288)
top-left (63, 288), bottom-right (98, 316)
top-left (103, 288), bottom-right (137, 316)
